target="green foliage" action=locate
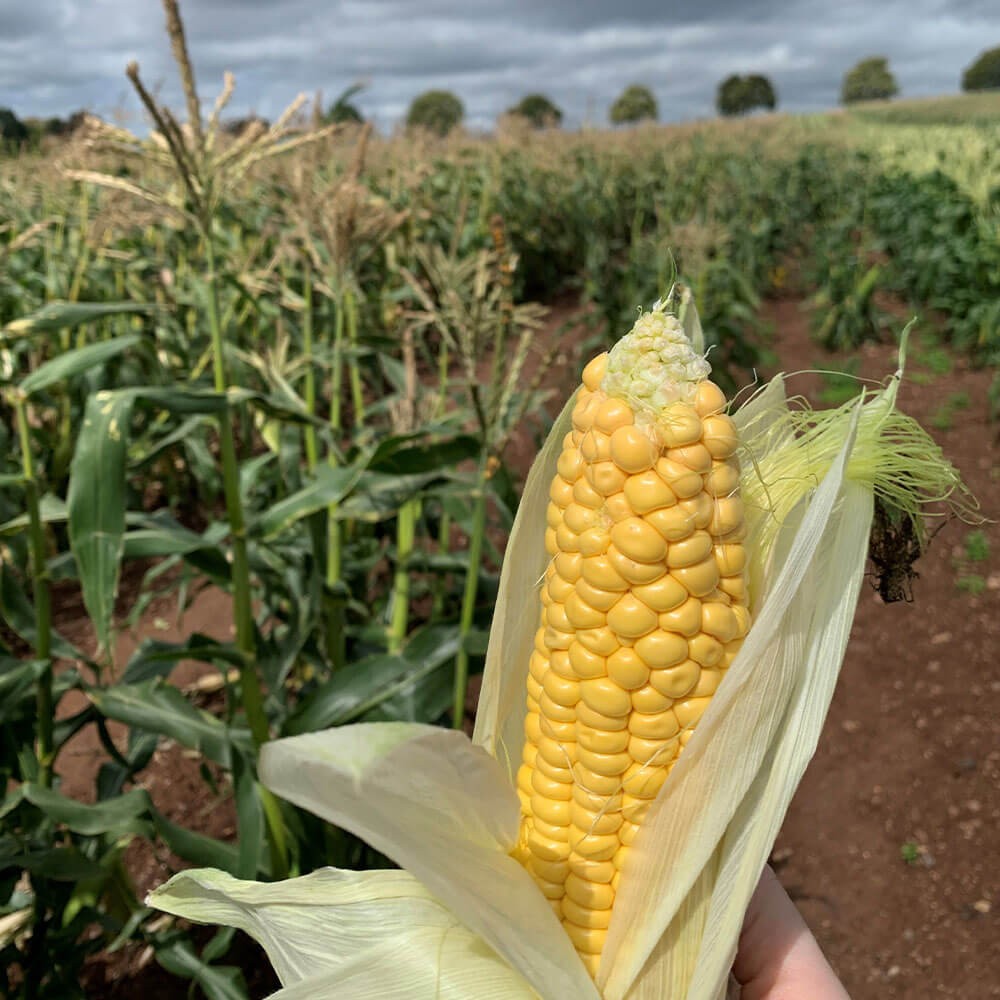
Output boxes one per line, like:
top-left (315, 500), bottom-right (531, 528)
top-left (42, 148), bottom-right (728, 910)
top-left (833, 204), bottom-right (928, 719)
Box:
top-left (0, 107), bottom-right (29, 147)
top-left (929, 391), bottom-right (970, 430)
top-left (964, 529), bottom-right (991, 562)
top-left (406, 89), bottom-right (464, 136)
top-left (841, 57), bottom-right (899, 104)
top-left (609, 84), bottom-right (658, 124)
top-left (900, 841), bottom-right (920, 865)
top-left (325, 83), bottom-right (365, 125)
top-left (506, 93), bottom-right (563, 129)
top-left (717, 74), bottom-right (778, 116)
top-left (962, 45), bottom-right (1000, 92)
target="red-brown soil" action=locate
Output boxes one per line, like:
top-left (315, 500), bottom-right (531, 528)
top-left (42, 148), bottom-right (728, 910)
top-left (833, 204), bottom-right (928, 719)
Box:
top-left (54, 293), bottom-right (998, 997)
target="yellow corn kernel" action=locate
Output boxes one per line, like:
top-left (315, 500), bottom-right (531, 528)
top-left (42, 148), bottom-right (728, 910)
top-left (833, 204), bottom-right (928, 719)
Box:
top-left (575, 701), bottom-right (629, 732)
top-left (655, 457), bottom-right (703, 498)
top-left (581, 554), bottom-right (629, 592)
top-left (573, 476), bottom-right (605, 509)
top-left (627, 733), bottom-right (675, 763)
top-left (633, 629), bottom-right (688, 669)
top-left (581, 429), bottom-right (612, 464)
top-left (528, 831), bottom-right (571, 863)
top-left (564, 923), bottom-right (607, 955)
top-left (692, 668), bottom-right (724, 697)
top-left (578, 526), bottom-right (611, 557)
top-left (565, 591), bottom-right (607, 630)
top-left (702, 413), bottom-right (739, 458)
top-left (595, 397), bottom-right (634, 434)
top-left (539, 712), bottom-right (576, 742)
top-left (544, 626), bottom-right (573, 650)
top-left (631, 574), bottom-right (687, 613)
top-left (582, 353), bottom-right (608, 391)
top-left (611, 517), bottom-right (668, 564)
top-left (701, 603), bottom-right (738, 643)
top-left (575, 578), bottom-right (621, 614)
top-left (537, 736), bottom-right (576, 769)
top-left (709, 496), bottom-right (745, 538)
top-left (531, 771), bottom-right (573, 802)
top-left (565, 870), bottom-right (615, 906)
top-left (564, 502), bottom-right (599, 535)
top-left (579, 677), bottom-right (633, 718)
top-left (694, 380), bottom-right (727, 417)
top-left (621, 758), bottom-right (672, 798)
top-left (688, 633), bottom-right (724, 667)
top-left (576, 724), bottom-right (630, 755)
top-left (542, 671), bottom-right (581, 708)
top-left (573, 762), bottom-right (625, 796)
top-left (667, 530), bottom-right (713, 569)
top-left (607, 593), bottom-right (659, 639)
top-left (603, 492), bottom-right (637, 522)
top-left (554, 551), bottom-right (583, 583)
top-left (535, 753), bottom-right (574, 784)
top-left (575, 627), bottom-right (620, 657)
top-left (550, 476), bottom-right (574, 507)
top-left (628, 709), bottom-right (680, 740)
top-left (620, 794), bottom-right (652, 824)
top-left (647, 658), bottom-right (701, 699)
top-left (674, 696), bottom-right (713, 731)
top-left (531, 795), bottom-right (572, 826)
top-left (609, 425), bottom-right (656, 473)
top-left (586, 461), bottom-right (629, 496)
top-left (659, 596), bottom-right (702, 637)
top-left (532, 858), bottom-right (570, 883)
top-left (557, 446), bottom-right (584, 483)
top-left (645, 504), bottom-right (696, 542)
top-left (704, 459), bottom-right (741, 498)
top-left (607, 546), bottom-right (665, 585)
top-left (567, 641), bottom-right (608, 679)
top-left (618, 819), bottom-right (642, 847)
top-left (668, 442), bottom-right (712, 474)
top-left (658, 402), bottom-right (703, 447)
top-left (606, 647), bottom-right (651, 689)
top-left (719, 575), bottom-right (747, 602)
top-left (673, 556), bottom-right (720, 597)
top-left (570, 799), bottom-right (623, 834)
top-left (630, 682), bottom-right (673, 714)
top-left (623, 469), bottom-right (677, 515)
top-left (561, 896), bottom-right (613, 930)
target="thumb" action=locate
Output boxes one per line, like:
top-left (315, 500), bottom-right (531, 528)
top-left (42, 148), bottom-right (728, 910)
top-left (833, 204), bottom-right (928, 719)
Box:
top-left (732, 866), bottom-right (851, 1000)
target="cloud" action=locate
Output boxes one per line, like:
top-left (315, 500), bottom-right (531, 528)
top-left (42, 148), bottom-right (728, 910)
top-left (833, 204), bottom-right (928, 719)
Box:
top-left (1, 0), bottom-right (997, 128)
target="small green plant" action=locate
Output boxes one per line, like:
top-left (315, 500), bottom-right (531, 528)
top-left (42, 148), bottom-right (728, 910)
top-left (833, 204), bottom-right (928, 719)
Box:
top-left (817, 358), bottom-right (863, 406)
top-left (900, 841), bottom-right (921, 865)
top-left (963, 529), bottom-right (991, 563)
top-left (956, 573), bottom-right (987, 595)
top-left (930, 390), bottom-right (970, 430)
top-left (912, 332), bottom-right (954, 380)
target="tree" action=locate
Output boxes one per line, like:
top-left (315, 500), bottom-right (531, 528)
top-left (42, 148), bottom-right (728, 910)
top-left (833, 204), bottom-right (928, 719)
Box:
top-left (0, 108), bottom-right (28, 146)
top-left (840, 57), bottom-right (899, 104)
top-left (716, 74), bottom-right (778, 116)
top-left (609, 84), bottom-right (658, 125)
top-left (962, 45), bottom-right (1000, 92)
top-left (406, 90), bottom-right (464, 136)
top-left (507, 93), bottom-right (563, 129)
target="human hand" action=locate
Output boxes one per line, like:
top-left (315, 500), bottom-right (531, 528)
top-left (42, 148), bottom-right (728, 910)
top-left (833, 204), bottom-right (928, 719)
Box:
top-left (733, 865), bottom-right (850, 1000)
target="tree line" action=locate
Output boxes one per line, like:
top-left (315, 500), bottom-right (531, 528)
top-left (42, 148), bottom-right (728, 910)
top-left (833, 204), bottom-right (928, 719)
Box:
top-left (3, 44), bottom-right (999, 146)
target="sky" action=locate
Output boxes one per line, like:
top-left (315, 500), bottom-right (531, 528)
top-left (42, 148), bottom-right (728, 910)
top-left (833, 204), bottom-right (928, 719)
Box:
top-left (1, 0), bottom-right (998, 131)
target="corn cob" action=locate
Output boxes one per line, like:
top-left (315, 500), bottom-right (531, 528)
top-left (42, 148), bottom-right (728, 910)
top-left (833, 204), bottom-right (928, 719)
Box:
top-left (514, 304), bottom-right (750, 978)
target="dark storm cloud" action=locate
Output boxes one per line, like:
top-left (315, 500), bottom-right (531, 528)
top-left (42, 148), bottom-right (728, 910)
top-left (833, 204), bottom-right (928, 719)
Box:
top-left (1, 0), bottom-right (998, 129)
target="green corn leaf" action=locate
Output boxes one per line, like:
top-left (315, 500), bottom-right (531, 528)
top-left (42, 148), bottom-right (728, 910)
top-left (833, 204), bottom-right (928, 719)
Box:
top-left (336, 470), bottom-right (443, 523)
top-left (2, 301), bottom-right (151, 340)
top-left (150, 806), bottom-right (241, 874)
top-left (252, 464), bottom-right (364, 539)
top-left (68, 390), bottom-right (135, 658)
top-left (286, 624), bottom-right (462, 736)
top-left (232, 751), bottom-right (264, 880)
top-left (154, 938), bottom-right (248, 1000)
top-left (88, 680), bottom-right (245, 767)
top-left (18, 333), bottom-right (141, 396)
top-left (0, 845), bottom-right (105, 882)
top-left (0, 561), bottom-right (82, 661)
top-left (20, 784), bottom-right (152, 837)
top-left (0, 494), bottom-right (67, 536)
top-left (123, 635), bottom-right (244, 684)
top-left (0, 658), bottom-right (48, 719)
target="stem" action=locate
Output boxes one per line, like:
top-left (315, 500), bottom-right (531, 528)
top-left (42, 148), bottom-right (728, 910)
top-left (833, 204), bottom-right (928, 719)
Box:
top-left (345, 287), bottom-right (365, 429)
top-left (431, 507), bottom-right (451, 622)
top-left (453, 461), bottom-right (489, 729)
top-left (325, 294), bottom-right (346, 670)
top-left (302, 267), bottom-right (318, 473)
top-left (16, 399), bottom-right (53, 786)
top-left (203, 237), bottom-right (288, 880)
top-left (388, 498), bottom-right (418, 653)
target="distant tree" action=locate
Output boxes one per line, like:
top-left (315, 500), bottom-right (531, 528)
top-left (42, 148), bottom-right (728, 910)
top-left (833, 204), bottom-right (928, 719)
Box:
top-left (716, 74), bottom-right (778, 116)
top-left (0, 108), bottom-right (28, 146)
top-left (407, 89), bottom-right (464, 136)
top-left (325, 84), bottom-right (365, 125)
top-left (841, 57), bottom-right (899, 104)
top-left (609, 84), bottom-right (658, 125)
top-left (962, 45), bottom-right (1000, 91)
top-left (507, 93), bottom-right (563, 129)
top-left (745, 74), bottom-right (778, 111)
top-left (221, 115), bottom-right (270, 137)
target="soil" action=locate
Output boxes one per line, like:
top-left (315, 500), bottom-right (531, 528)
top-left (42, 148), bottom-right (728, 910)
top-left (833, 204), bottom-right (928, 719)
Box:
top-left (48, 291), bottom-right (998, 997)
